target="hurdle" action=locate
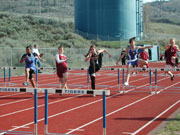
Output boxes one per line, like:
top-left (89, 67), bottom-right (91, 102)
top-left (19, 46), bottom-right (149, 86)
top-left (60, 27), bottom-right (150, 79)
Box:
top-left (4, 66), bottom-right (119, 96)
top-left (121, 67), bottom-right (155, 94)
top-left (0, 87), bottom-right (110, 134)
top-left (118, 68), bottom-right (120, 92)
top-left (44, 89), bottom-right (76, 135)
top-left (154, 69), bottom-right (158, 94)
top-left (121, 67), bottom-right (180, 94)
top-left (6, 66), bottom-right (178, 95)
top-left (0, 67), bottom-right (7, 86)
top-left (44, 89), bottom-right (108, 135)
top-left (149, 69), bottom-right (152, 94)
top-left (7, 66), bottom-right (117, 89)
top-left (153, 68), bottom-right (180, 94)
top-left (0, 89), bottom-right (38, 135)
top-left (102, 91), bottom-right (106, 135)
top-left (0, 87), bottom-right (110, 97)
top-left (121, 68), bottom-right (125, 94)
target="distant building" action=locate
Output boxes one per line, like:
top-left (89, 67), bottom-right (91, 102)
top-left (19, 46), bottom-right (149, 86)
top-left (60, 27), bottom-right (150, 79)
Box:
top-left (74, 0), bottom-right (143, 41)
top-left (137, 45), bottom-right (160, 62)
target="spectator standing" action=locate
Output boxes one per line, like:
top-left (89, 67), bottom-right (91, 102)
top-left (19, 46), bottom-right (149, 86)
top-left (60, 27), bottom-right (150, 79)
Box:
top-left (32, 44), bottom-right (42, 73)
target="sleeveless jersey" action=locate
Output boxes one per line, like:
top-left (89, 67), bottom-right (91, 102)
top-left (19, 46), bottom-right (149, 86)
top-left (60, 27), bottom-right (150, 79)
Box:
top-left (88, 53), bottom-right (100, 74)
top-left (56, 54), bottom-right (67, 78)
top-left (127, 46), bottom-right (138, 62)
top-left (140, 51), bottom-right (149, 61)
top-left (24, 53), bottom-right (36, 71)
top-left (90, 53), bottom-right (98, 65)
top-left (165, 46), bottom-right (178, 65)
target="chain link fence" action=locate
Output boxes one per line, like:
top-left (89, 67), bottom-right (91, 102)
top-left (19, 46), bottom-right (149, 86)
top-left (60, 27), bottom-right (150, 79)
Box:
top-left (0, 47), bottom-right (121, 68)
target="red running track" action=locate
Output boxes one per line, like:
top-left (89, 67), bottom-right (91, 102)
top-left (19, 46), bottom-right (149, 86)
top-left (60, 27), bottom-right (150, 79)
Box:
top-left (0, 63), bottom-right (180, 135)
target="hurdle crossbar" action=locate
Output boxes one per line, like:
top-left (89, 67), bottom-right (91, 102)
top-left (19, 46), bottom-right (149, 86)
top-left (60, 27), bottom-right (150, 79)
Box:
top-left (0, 87), bottom-right (110, 96)
top-left (122, 67), bottom-right (180, 71)
top-left (4, 66), bottom-right (180, 71)
top-left (0, 89), bottom-right (37, 135)
top-left (8, 66), bottom-right (116, 71)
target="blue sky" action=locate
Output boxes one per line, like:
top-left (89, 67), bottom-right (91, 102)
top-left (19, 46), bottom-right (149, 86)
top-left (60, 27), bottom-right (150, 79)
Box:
top-left (143, 0), bottom-right (156, 3)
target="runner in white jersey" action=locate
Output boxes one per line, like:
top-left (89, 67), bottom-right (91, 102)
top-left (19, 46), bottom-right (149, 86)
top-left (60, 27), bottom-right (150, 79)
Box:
top-left (32, 44), bottom-right (42, 73)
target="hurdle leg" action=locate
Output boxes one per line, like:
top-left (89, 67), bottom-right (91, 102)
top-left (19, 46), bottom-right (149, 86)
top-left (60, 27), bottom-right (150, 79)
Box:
top-left (8, 67), bottom-right (11, 86)
top-left (36, 69), bottom-right (38, 87)
top-left (45, 89), bottom-right (48, 135)
top-left (120, 68), bottom-right (125, 94)
top-left (34, 89), bottom-right (38, 135)
top-left (149, 69), bottom-right (153, 94)
top-left (103, 91), bottom-right (106, 135)
top-left (155, 69), bottom-right (158, 94)
top-left (118, 69), bottom-right (120, 92)
top-left (4, 67), bottom-right (6, 87)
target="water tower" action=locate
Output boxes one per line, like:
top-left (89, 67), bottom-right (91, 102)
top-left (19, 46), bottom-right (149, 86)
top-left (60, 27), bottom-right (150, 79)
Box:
top-left (74, 0), bottom-right (143, 41)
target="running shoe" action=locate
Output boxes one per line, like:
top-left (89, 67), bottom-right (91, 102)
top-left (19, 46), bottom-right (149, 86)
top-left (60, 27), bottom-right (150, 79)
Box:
top-left (38, 70), bottom-right (42, 73)
top-left (171, 75), bottom-right (175, 81)
top-left (174, 64), bottom-right (178, 68)
top-left (124, 82), bottom-right (129, 86)
top-left (23, 82), bottom-right (28, 86)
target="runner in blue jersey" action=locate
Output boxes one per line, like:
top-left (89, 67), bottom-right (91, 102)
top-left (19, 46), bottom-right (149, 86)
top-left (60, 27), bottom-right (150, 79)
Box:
top-left (20, 46), bottom-right (40, 87)
top-left (116, 37), bottom-right (154, 86)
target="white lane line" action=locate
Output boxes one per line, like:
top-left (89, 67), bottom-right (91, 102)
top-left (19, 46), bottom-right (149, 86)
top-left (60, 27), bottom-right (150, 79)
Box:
top-left (1, 75), bottom-right (124, 132)
top-left (122, 132), bottom-right (133, 135)
top-left (66, 76), bottom-right (180, 134)
top-left (157, 80), bottom-right (180, 94)
top-left (0, 71), bottom-right (86, 98)
top-left (0, 74), bottom-right (116, 118)
top-left (68, 129), bottom-right (85, 132)
top-left (0, 72), bottom-right (116, 116)
top-left (0, 73), bottom-right (111, 106)
top-left (0, 72), bottom-right (165, 129)
top-left (65, 94), bottom-right (153, 134)
top-left (4, 97), bottom-right (105, 132)
top-left (12, 126), bottom-right (30, 129)
top-left (2, 72), bottom-right (178, 133)
top-left (0, 73), bottom-right (150, 118)
top-left (131, 100), bottom-right (180, 135)
top-left (0, 94), bottom-right (81, 118)
top-left (0, 97), bottom-right (33, 107)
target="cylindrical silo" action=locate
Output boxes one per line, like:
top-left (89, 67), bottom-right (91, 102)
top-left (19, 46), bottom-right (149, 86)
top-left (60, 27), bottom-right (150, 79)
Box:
top-left (75, 0), bottom-right (143, 41)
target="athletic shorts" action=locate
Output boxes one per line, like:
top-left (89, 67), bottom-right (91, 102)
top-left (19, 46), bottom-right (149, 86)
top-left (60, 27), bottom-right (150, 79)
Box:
top-left (128, 60), bottom-right (138, 67)
top-left (88, 63), bottom-right (100, 74)
top-left (29, 68), bottom-right (35, 79)
top-left (57, 68), bottom-right (68, 78)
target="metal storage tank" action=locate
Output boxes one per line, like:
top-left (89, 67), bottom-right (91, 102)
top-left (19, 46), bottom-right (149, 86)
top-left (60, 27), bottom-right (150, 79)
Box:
top-left (75, 0), bottom-right (143, 41)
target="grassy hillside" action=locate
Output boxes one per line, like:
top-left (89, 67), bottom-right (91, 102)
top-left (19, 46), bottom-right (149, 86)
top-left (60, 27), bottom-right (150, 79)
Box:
top-left (1, 0), bottom-right (180, 50)
top-left (147, 0), bottom-right (180, 25)
top-left (147, 22), bottom-right (180, 35)
top-left (0, 12), bottom-right (91, 48)
top-left (0, 0), bottom-right (74, 18)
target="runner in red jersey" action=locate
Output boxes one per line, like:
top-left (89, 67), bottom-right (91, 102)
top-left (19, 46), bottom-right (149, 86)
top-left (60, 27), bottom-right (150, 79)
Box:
top-left (164, 38), bottom-right (180, 81)
top-left (139, 48), bottom-right (149, 68)
top-left (55, 46), bottom-right (69, 89)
